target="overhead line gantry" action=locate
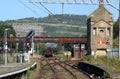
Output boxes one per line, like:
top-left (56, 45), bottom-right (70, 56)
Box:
top-left (29, 0), bottom-right (119, 11)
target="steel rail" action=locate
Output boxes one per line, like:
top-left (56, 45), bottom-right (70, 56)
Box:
top-left (53, 59), bottom-right (77, 79)
top-left (41, 57), bottom-right (77, 79)
top-left (46, 59), bottom-right (56, 73)
top-left (40, 57), bottom-right (91, 79)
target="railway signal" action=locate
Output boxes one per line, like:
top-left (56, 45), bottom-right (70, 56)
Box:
top-left (26, 42), bottom-right (31, 50)
top-left (26, 29), bottom-right (35, 51)
top-left (26, 29), bottom-right (35, 39)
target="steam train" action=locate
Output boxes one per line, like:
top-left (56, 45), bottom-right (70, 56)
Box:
top-left (42, 48), bottom-right (54, 58)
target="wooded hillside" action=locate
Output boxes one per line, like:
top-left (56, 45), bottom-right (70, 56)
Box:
top-left (5, 14), bottom-right (87, 37)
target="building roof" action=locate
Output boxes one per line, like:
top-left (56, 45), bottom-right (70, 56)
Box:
top-left (88, 5), bottom-right (113, 23)
top-left (91, 19), bottom-right (113, 26)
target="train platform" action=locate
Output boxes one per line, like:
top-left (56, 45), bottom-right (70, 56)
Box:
top-left (0, 62), bottom-right (37, 78)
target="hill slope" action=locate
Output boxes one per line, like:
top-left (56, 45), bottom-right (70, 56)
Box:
top-left (6, 14), bottom-right (87, 37)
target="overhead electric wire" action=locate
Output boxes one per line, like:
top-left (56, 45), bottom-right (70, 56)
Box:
top-left (29, 0), bottom-right (118, 5)
top-left (106, 0), bottom-right (119, 10)
top-left (106, 0), bottom-right (110, 3)
top-left (31, 1), bottom-right (64, 22)
top-left (17, 0), bottom-right (40, 16)
top-left (82, 0), bottom-right (85, 3)
top-left (32, 1), bottom-right (62, 22)
top-left (108, 3), bottom-right (119, 11)
top-left (32, 3), bottom-right (50, 14)
top-left (74, 0), bottom-right (77, 3)
top-left (90, 0), bottom-right (94, 3)
top-left (39, 3), bottom-right (54, 15)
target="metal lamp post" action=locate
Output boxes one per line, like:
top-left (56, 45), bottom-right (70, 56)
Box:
top-left (18, 34), bottom-right (22, 64)
top-left (4, 28), bottom-right (10, 65)
top-left (118, 0), bottom-right (120, 60)
top-left (106, 39), bottom-right (113, 78)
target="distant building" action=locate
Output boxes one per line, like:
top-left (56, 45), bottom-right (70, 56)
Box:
top-left (87, 0), bottom-right (113, 56)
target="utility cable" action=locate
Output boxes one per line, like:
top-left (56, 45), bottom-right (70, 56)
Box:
top-left (74, 0), bottom-right (77, 3)
top-left (108, 3), bottom-right (119, 11)
top-left (39, 3), bottom-right (54, 15)
top-left (32, 3), bottom-right (50, 14)
top-left (33, 2), bottom-right (61, 22)
top-left (17, 0), bottom-right (40, 16)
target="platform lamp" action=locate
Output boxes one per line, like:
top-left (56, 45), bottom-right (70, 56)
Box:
top-left (4, 28), bottom-right (10, 65)
top-left (111, 0), bottom-right (120, 61)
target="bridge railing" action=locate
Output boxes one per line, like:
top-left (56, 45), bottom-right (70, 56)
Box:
top-left (0, 37), bottom-right (87, 43)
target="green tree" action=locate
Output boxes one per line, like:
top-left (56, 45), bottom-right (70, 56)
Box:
top-left (0, 23), bottom-right (16, 37)
top-left (53, 43), bottom-right (62, 54)
top-left (37, 43), bottom-right (46, 55)
top-left (0, 22), bottom-right (16, 47)
top-left (113, 18), bottom-right (119, 38)
top-left (64, 43), bottom-right (72, 51)
top-left (113, 18), bottom-right (119, 48)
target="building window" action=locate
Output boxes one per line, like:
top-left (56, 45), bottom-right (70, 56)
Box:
top-left (93, 27), bottom-right (96, 35)
top-left (99, 27), bottom-right (104, 35)
top-left (107, 27), bottom-right (110, 36)
top-left (100, 29), bottom-right (104, 33)
top-left (81, 44), bottom-right (85, 49)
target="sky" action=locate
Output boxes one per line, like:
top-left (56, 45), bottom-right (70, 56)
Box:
top-left (0, 0), bottom-right (119, 21)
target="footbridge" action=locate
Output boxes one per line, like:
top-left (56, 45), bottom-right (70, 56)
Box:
top-left (0, 36), bottom-right (87, 43)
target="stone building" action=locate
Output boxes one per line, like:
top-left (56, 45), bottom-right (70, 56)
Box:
top-left (87, 0), bottom-right (113, 56)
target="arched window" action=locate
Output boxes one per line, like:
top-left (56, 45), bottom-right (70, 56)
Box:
top-left (99, 27), bottom-right (104, 35)
top-left (100, 29), bottom-right (104, 33)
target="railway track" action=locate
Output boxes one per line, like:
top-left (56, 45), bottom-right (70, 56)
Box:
top-left (39, 57), bottom-right (91, 79)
